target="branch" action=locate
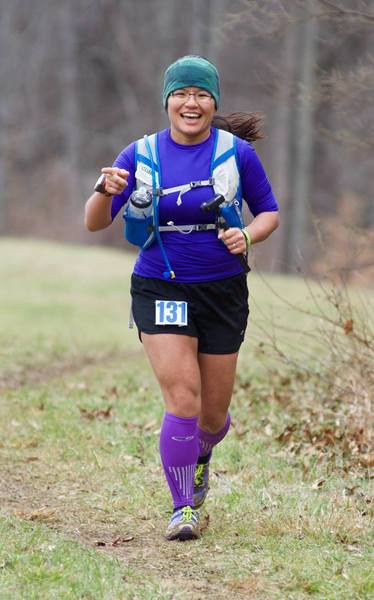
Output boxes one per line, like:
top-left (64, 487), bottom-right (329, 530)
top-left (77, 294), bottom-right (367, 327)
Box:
top-left (317, 0), bottom-right (374, 23)
top-left (318, 126), bottom-right (374, 152)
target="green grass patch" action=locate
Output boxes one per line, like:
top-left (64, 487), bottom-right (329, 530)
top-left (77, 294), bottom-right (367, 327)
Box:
top-left (0, 517), bottom-right (135, 600)
top-left (0, 238), bottom-right (373, 599)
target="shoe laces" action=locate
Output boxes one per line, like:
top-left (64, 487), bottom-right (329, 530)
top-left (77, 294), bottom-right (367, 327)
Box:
top-left (181, 506), bottom-right (194, 522)
top-left (194, 463), bottom-right (205, 486)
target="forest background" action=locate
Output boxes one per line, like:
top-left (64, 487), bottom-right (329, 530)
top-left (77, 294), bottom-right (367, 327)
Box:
top-left (1, 2), bottom-right (373, 597)
top-left (1, 0), bottom-right (373, 282)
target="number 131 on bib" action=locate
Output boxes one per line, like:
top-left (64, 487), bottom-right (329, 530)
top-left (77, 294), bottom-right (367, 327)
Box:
top-left (155, 300), bottom-right (188, 326)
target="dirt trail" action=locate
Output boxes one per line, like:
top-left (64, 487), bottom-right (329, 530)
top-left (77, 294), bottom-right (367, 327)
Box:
top-left (0, 348), bottom-right (253, 598)
top-left (0, 465), bottom-right (244, 600)
top-left (0, 348), bottom-right (142, 392)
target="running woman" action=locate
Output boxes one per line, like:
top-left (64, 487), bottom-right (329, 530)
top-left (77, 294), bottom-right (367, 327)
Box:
top-left (85, 55), bottom-right (279, 541)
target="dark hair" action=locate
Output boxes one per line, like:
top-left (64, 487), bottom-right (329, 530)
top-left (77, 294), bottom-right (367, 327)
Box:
top-left (212, 112), bottom-right (264, 143)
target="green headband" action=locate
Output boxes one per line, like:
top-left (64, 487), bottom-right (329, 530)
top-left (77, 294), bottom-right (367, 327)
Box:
top-left (163, 55), bottom-right (220, 108)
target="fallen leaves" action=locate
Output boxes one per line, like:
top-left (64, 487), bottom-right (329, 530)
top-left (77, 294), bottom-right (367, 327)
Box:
top-left (359, 452), bottom-right (374, 468)
top-left (312, 478), bottom-right (326, 490)
top-left (276, 424), bottom-right (297, 443)
top-left (15, 507), bottom-right (57, 523)
top-left (200, 514), bottom-right (210, 533)
top-left (232, 423), bottom-right (249, 439)
top-left (95, 535), bottom-right (134, 547)
top-left (266, 365), bottom-right (373, 474)
top-left (112, 535), bottom-right (134, 545)
top-left (227, 575), bottom-right (263, 594)
top-left (143, 419), bottom-right (157, 431)
top-left (79, 406), bottom-right (112, 420)
top-left (344, 319), bottom-right (354, 335)
top-left (25, 456), bottom-right (39, 463)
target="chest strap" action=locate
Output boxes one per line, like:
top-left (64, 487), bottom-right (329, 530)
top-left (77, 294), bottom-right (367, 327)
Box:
top-left (157, 178), bottom-right (215, 206)
top-left (158, 222), bottom-right (216, 234)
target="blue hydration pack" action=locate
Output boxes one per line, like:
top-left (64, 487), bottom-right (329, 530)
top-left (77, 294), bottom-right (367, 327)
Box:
top-left (123, 128), bottom-right (244, 279)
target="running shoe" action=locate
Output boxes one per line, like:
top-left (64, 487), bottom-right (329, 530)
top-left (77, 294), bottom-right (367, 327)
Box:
top-left (165, 506), bottom-right (200, 541)
top-left (193, 462), bottom-right (210, 509)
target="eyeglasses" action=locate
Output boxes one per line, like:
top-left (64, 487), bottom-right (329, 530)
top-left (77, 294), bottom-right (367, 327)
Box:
top-left (169, 90), bottom-right (214, 104)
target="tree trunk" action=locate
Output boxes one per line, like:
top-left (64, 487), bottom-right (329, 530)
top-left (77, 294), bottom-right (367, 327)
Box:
top-left (0, 3), bottom-right (12, 234)
top-left (266, 22), bottom-right (300, 272)
top-left (285, 0), bottom-right (318, 271)
top-left (57, 0), bottom-right (81, 207)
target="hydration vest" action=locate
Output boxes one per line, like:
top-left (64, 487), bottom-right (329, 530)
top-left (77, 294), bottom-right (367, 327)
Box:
top-left (123, 128), bottom-right (244, 279)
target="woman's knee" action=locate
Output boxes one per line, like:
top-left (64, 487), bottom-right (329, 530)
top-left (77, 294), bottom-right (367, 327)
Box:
top-left (199, 410), bottom-right (228, 433)
top-left (162, 380), bottom-right (201, 417)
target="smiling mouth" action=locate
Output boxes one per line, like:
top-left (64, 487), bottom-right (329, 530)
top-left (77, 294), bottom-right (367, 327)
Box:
top-left (180, 112), bottom-right (202, 121)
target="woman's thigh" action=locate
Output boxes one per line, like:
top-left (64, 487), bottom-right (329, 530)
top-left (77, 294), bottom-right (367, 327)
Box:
top-left (141, 333), bottom-right (201, 417)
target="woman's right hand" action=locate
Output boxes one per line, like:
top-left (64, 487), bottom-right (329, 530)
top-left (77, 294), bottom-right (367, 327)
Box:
top-left (101, 167), bottom-right (129, 196)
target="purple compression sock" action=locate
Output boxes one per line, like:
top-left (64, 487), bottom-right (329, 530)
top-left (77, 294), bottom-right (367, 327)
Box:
top-left (159, 412), bottom-right (199, 510)
top-left (198, 413), bottom-right (231, 459)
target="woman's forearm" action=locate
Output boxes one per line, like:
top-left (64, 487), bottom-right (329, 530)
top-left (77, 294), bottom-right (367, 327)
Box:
top-left (84, 192), bottom-right (113, 231)
top-left (85, 168), bottom-right (129, 232)
top-left (245, 211), bottom-right (279, 244)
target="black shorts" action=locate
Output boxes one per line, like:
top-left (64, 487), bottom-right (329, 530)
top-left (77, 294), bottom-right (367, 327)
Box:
top-left (130, 273), bottom-right (249, 354)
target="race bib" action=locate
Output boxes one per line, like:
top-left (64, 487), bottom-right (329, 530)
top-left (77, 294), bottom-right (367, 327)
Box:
top-left (155, 300), bottom-right (188, 326)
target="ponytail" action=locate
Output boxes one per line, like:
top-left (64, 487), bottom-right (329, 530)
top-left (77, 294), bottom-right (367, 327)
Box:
top-left (212, 112), bottom-right (264, 143)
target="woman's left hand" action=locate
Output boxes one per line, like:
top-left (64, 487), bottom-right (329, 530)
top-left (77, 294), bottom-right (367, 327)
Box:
top-left (218, 227), bottom-right (247, 254)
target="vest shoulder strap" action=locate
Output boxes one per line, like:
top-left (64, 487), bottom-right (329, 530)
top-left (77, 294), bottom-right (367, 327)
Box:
top-left (135, 133), bottom-right (161, 189)
top-left (211, 129), bottom-right (241, 205)
top-left (136, 133), bottom-right (158, 165)
top-left (211, 129), bottom-right (237, 172)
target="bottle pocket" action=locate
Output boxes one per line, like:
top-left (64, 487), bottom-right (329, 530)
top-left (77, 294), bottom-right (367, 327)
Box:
top-left (220, 202), bottom-right (244, 229)
top-left (123, 209), bottom-right (154, 248)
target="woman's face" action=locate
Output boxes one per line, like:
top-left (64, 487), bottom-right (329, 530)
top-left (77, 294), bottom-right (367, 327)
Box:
top-left (167, 87), bottom-right (216, 145)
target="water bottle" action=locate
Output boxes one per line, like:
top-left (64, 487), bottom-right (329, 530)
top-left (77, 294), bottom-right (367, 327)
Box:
top-left (124, 186), bottom-right (154, 248)
top-left (129, 186), bottom-right (152, 218)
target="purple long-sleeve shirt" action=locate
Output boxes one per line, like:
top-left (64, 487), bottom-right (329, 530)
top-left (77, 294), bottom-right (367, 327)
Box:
top-left (111, 127), bottom-right (278, 282)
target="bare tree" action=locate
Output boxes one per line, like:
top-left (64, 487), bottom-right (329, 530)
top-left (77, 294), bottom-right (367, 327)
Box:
top-left (1, 0), bottom-right (372, 278)
top-left (285, 0), bottom-right (319, 270)
top-left (0, 2), bottom-right (12, 234)
top-left (57, 0), bottom-right (81, 204)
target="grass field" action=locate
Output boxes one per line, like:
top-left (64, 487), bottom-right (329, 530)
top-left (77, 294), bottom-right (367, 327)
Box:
top-left (0, 238), bottom-right (373, 600)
